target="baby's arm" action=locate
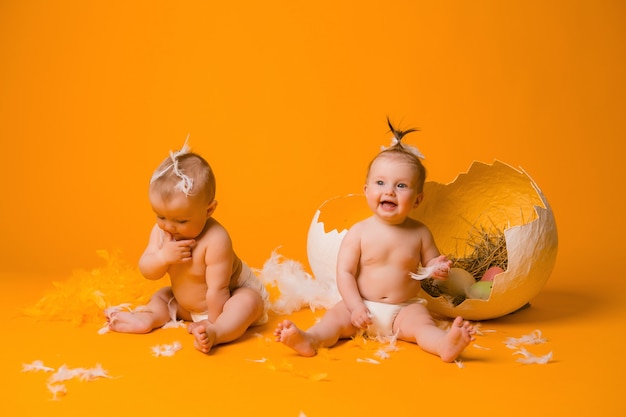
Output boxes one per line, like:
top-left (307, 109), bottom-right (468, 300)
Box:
top-left (203, 232), bottom-right (233, 323)
top-left (139, 225), bottom-right (196, 280)
top-left (419, 226), bottom-right (451, 279)
top-left (336, 225), bottom-right (371, 329)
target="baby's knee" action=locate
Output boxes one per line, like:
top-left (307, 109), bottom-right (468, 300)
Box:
top-left (235, 287), bottom-right (264, 306)
top-left (153, 286), bottom-right (174, 302)
top-left (395, 303), bottom-right (433, 327)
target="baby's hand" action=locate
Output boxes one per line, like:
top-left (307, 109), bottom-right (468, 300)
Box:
top-left (160, 232), bottom-right (195, 264)
top-left (429, 255), bottom-right (452, 280)
top-left (350, 303), bottom-right (372, 329)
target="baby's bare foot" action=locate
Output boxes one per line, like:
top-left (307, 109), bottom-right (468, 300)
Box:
top-left (191, 321), bottom-right (217, 354)
top-left (108, 311), bottom-right (155, 334)
top-left (274, 320), bottom-right (317, 357)
top-left (187, 321), bottom-right (202, 334)
top-left (440, 316), bottom-right (475, 362)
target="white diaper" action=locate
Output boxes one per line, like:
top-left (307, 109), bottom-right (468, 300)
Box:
top-left (363, 298), bottom-right (426, 339)
top-left (363, 300), bottom-right (402, 339)
top-left (190, 312), bottom-right (209, 323)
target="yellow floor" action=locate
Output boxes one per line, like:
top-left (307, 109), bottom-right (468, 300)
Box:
top-left (2, 1), bottom-right (625, 416)
top-left (3, 262), bottom-right (624, 417)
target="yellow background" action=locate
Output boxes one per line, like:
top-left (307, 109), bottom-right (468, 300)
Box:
top-left (1, 1), bottom-right (625, 416)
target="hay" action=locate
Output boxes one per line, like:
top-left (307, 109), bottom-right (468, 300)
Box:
top-left (450, 225), bottom-right (508, 281)
top-left (421, 225), bottom-right (508, 306)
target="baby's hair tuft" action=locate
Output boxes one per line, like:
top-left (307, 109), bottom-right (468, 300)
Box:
top-left (387, 117), bottom-right (419, 147)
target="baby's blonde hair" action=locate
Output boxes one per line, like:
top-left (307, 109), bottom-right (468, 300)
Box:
top-left (366, 118), bottom-right (427, 192)
top-left (150, 142), bottom-right (216, 202)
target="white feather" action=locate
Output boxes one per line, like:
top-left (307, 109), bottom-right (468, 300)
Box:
top-left (408, 265), bottom-right (436, 280)
top-left (504, 329), bottom-right (547, 349)
top-left (150, 136), bottom-right (194, 196)
top-left (381, 137), bottom-right (425, 159)
top-left (79, 364), bottom-right (112, 381)
top-left (513, 347), bottom-right (553, 364)
top-left (48, 364), bottom-right (84, 383)
top-left (356, 358), bottom-right (380, 364)
top-left (47, 383), bottom-right (67, 401)
top-left (22, 360), bottom-right (55, 373)
top-left (152, 341), bottom-right (182, 357)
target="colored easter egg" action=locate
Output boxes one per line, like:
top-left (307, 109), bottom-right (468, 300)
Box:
top-left (481, 266), bottom-right (505, 282)
top-left (468, 281), bottom-right (493, 300)
top-left (442, 268), bottom-right (476, 297)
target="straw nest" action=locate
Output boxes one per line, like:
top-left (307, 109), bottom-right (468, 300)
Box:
top-left (421, 225), bottom-right (508, 306)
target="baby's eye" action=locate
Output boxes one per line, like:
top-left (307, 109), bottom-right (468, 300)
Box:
top-left (177, 220), bottom-right (188, 224)
top-left (376, 180), bottom-right (384, 186)
top-left (397, 183), bottom-right (407, 188)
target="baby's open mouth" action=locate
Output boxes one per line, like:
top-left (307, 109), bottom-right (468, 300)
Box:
top-left (380, 201), bottom-right (397, 209)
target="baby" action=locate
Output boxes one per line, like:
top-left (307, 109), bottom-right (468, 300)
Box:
top-left (275, 121), bottom-right (475, 362)
top-left (108, 141), bottom-right (269, 354)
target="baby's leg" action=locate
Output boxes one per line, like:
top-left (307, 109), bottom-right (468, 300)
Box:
top-left (108, 287), bottom-right (173, 334)
top-left (190, 287), bottom-right (264, 354)
top-left (274, 301), bottom-right (356, 356)
top-left (394, 303), bottom-right (475, 362)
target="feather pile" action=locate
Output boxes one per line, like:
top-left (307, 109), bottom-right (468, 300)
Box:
top-left (257, 249), bottom-right (340, 314)
top-left (24, 248), bottom-right (340, 326)
top-left (22, 250), bottom-right (162, 326)
top-left (504, 329), bottom-right (553, 365)
top-left (22, 360), bottom-right (112, 400)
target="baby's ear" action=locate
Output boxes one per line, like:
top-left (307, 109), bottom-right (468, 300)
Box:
top-left (414, 193), bottom-right (424, 207)
top-left (206, 200), bottom-right (218, 217)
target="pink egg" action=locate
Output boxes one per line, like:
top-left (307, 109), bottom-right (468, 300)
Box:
top-left (481, 266), bottom-right (505, 282)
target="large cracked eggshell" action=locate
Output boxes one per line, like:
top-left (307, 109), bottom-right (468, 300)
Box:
top-left (306, 160), bottom-right (558, 321)
top-left (306, 194), bottom-right (370, 300)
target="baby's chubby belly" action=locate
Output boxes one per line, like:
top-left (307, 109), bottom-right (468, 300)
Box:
top-left (357, 273), bottom-right (421, 304)
top-left (170, 279), bottom-right (209, 314)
